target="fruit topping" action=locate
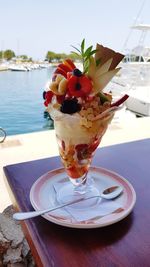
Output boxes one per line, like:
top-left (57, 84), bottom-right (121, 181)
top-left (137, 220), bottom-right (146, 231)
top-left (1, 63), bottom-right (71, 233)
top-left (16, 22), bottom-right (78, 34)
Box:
top-left (111, 94), bottom-right (129, 107)
top-left (50, 76), bottom-right (68, 95)
top-left (98, 92), bottom-right (112, 104)
top-left (68, 75), bottom-right (92, 97)
top-left (44, 91), bottom-right (54, 106)
top-left (63, 59), bottom-right (76, 70)
top-left (54, 59), bottom-right (76, 79)
top-left (88, 138), bottom-right (100, 153)
top-left (54, 67), bottom-right (67, 78)
top-left (43, 40), bottom-right (128, 123)
top-left (67, 165), bottom-right (88, 179)
top-left (56, 95), bottom-right (65, 104)
top-left (75, 144), bottom-right (89, 160)
top-left (60, 98), bottom-right (81, 114)
top-left (72, 68), bottom-right (82, 77)
top-left (43, 91), bottom-right (46, 100)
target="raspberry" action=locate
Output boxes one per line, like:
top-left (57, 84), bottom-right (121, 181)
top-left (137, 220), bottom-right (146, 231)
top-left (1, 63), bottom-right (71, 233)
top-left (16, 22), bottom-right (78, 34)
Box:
top-left (44, 91), bottom-right (54, 106)
top-left (56, 95), bottom-right (65, 104)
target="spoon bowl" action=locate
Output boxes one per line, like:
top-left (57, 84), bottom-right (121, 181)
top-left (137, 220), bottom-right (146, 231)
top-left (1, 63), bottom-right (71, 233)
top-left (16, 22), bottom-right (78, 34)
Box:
top-left (13, 185), bottom-right (123, 221)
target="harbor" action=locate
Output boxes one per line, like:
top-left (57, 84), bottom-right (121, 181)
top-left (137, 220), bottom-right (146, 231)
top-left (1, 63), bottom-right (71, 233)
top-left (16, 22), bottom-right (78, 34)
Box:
top-left (1, 1), bottom-right (150, 266)
top-left (0, 63), bottom-right (150, 212)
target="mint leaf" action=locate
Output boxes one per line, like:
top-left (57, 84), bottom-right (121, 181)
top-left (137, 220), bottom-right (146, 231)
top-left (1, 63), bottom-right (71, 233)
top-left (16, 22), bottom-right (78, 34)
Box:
top-left (71, 39), bottom-right (97, 73)
top-left (81, 39), bottom-right (85, 54)
top-left (84, 46), bottom-right (93, 57)
top-left (89, 49), bottom-right (97, 56)
top-left (71, 45), bottom-right (81, 54)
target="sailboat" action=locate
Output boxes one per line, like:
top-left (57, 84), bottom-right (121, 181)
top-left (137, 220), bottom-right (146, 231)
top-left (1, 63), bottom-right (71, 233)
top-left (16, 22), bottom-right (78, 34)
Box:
top-left (108, 23), bottom-right (150, 117)
top-left (123, 24), bottom-right (150, 116)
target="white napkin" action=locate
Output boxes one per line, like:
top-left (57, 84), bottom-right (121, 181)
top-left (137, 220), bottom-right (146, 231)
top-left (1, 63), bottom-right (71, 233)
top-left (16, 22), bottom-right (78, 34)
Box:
top-left (53, 181), bottom-right (121, 222)
top-left (65, 200), bottom-right (120, 222)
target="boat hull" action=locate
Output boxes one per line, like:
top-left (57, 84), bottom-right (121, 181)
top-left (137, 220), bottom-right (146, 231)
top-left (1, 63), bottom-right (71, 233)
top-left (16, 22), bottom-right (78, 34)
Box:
top-left (126, 96), bottom-right (150, 116)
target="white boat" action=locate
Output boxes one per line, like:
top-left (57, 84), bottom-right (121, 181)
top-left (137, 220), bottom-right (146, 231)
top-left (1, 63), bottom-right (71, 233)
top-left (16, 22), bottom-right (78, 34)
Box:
top-left (108, 24), bottom-right (150, 117)
top-left (125, 24), bottom-right (150, 116)
top-left (125, 85), bottom-right (150, 116)
top-left (8, 64), bottom-right (29, 71)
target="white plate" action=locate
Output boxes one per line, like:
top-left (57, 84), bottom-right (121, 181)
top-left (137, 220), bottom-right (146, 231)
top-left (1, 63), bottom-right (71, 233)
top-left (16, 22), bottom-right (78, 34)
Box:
top-left (30, 166), bottom-right (136, 229)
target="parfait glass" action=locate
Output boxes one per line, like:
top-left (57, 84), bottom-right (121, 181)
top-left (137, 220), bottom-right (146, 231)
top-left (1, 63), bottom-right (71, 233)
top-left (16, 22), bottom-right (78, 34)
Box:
top-left (52, 110), bottom-right (115, 206)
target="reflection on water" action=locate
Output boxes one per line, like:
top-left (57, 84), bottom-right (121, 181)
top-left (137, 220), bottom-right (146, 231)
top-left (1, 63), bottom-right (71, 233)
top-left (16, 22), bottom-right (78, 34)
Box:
top-left (0, 68), bottom-right (54, 136)
top-left (43, 111), bottom-right (54, 129)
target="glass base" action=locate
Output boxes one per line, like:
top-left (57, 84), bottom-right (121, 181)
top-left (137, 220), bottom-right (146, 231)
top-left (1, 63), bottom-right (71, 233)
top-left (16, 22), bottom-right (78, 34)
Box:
top-left (56, 179), bottom-right (101, 209)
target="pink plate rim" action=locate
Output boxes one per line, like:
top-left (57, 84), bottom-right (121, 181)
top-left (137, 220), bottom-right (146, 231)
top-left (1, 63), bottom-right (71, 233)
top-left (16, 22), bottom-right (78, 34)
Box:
top-left (30, 166), bottom-right (136, 229)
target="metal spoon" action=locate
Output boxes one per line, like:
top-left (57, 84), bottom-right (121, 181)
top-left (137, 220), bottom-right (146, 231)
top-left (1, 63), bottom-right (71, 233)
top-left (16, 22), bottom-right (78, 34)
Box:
top-left (13, 185), bottom-right (123, 221)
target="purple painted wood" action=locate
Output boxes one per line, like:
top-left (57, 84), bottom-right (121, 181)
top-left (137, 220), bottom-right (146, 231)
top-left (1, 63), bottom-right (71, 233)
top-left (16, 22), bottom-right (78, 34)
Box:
top-left (3, 139), bottom-right (150, 267)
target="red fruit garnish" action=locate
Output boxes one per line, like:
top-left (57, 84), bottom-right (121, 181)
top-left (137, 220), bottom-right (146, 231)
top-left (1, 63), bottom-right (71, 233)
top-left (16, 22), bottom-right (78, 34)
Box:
top-left (54, 67), bottom-right (67, 78)
top-left (67, 165), bottom-right (88, 179)
top-left (57, 63), bottom-right (72, 73)
top-left (88, 139), bottom-right (100, 153)
top-left (54, 60), bottom-right (76, 79)
top-left (44, 91), bottom-right (54, 106)
top-left (67, 72), bottom-right (73, 80)
top-left (111, 94), bottom-right (129, 107)
top-left (85, 95), bottom-right (95, 102)
top-left (63, 59), bottom-right (76, 70)
top-left (75, 144), bottom-right (89, 160)
top-left (68, 75), bottom-right (92, 97)
top-left (44, 100), bottom-right (48, 107)
top-left (56, 95), bottom-right (65, 104)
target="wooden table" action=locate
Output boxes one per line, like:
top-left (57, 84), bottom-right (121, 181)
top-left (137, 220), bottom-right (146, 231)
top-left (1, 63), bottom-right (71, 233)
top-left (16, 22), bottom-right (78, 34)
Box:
top-left (3, 139), bottom-right (150, 267)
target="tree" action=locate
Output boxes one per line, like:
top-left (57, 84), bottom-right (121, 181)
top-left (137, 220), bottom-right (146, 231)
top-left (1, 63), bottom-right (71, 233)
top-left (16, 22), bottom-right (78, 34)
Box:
top-left (46, 51), bottom-right (56, 62)
top-left (68, 52), bottom-right (81, 61)
top-left (0, 51), bottom-right (3, 59)
top-left (4, 50), bottom-right (15, 60)
top-left (45, 51), bottom-right (81, 62)
top-left (20, 55), bottom-right (28, 60)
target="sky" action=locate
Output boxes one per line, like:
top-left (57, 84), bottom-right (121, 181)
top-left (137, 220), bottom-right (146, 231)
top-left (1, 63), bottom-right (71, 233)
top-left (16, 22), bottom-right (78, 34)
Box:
top-left (0, 0), bottom-right (150, 60)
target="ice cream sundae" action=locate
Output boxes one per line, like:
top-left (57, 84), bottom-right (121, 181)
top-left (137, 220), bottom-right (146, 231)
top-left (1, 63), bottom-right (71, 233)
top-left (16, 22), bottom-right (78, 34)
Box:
top-left (44, 40), bottom-right (128, 182)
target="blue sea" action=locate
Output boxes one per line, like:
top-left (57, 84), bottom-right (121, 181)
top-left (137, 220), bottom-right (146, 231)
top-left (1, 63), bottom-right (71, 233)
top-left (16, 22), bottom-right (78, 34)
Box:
top-left (0, 68), bottom-right (54, 136)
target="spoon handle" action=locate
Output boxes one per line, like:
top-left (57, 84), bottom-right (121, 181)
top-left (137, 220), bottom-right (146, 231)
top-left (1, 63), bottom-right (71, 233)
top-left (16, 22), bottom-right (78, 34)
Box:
top-left (13, 186), bottom-right (123, 220)
top-left (13, 195), bottom-right (99, 220)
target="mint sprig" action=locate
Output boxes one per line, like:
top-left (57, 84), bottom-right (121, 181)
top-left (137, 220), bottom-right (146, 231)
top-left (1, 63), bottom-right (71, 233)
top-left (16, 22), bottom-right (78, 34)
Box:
top-left (71, 39), bottom-right (97, 73)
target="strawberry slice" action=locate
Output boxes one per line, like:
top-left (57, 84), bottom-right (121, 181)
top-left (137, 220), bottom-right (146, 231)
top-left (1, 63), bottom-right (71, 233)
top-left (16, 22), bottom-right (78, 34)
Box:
top-left (67, 72), bottom-right (73, 80)
top-left (44, 91), bottom-right (54, 106)
top-left (57, 63), bottom-right (72, 73)
top-left (54, 67), bottom-right (67, 78)
top-left (67, 165), bottom-right (88, 178)
top-left (63, 59), bottom-right (76, 70)
top-left (68, 75), bottom-right (92, 97)
top-left (56, 95), bottom-right (65, 104)
top-left (75, 144), bottom-right (89, 160)
top-left (88, 139), bottom-right (100, 153)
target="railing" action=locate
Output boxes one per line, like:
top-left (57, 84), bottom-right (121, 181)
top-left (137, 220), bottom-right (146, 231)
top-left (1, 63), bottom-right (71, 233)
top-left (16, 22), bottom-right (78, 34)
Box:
top-left (0, 128), bottom-right (6, 143)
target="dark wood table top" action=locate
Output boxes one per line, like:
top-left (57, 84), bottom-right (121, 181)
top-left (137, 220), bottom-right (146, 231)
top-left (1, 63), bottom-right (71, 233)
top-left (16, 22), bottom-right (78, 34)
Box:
top-left (3, 138), bottom-right (150, 267)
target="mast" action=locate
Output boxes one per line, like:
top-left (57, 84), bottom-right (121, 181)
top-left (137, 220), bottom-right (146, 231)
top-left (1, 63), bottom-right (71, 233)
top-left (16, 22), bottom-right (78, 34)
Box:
top-left (122, 0), bottom-right (146, 53)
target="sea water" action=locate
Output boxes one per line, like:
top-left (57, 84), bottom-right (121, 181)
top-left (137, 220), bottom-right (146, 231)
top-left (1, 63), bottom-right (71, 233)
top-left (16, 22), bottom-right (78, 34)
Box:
top-left (0, 68), bottom-right (54, 136)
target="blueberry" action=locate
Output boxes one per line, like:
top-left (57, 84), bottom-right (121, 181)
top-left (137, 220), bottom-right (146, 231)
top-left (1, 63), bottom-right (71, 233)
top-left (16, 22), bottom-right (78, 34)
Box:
top-left (73, 68), bottom-right (82, 77)
top-left (43, 91), bottom-right (46, 100)
top-left (60, 98), bottom-right (81, 114)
